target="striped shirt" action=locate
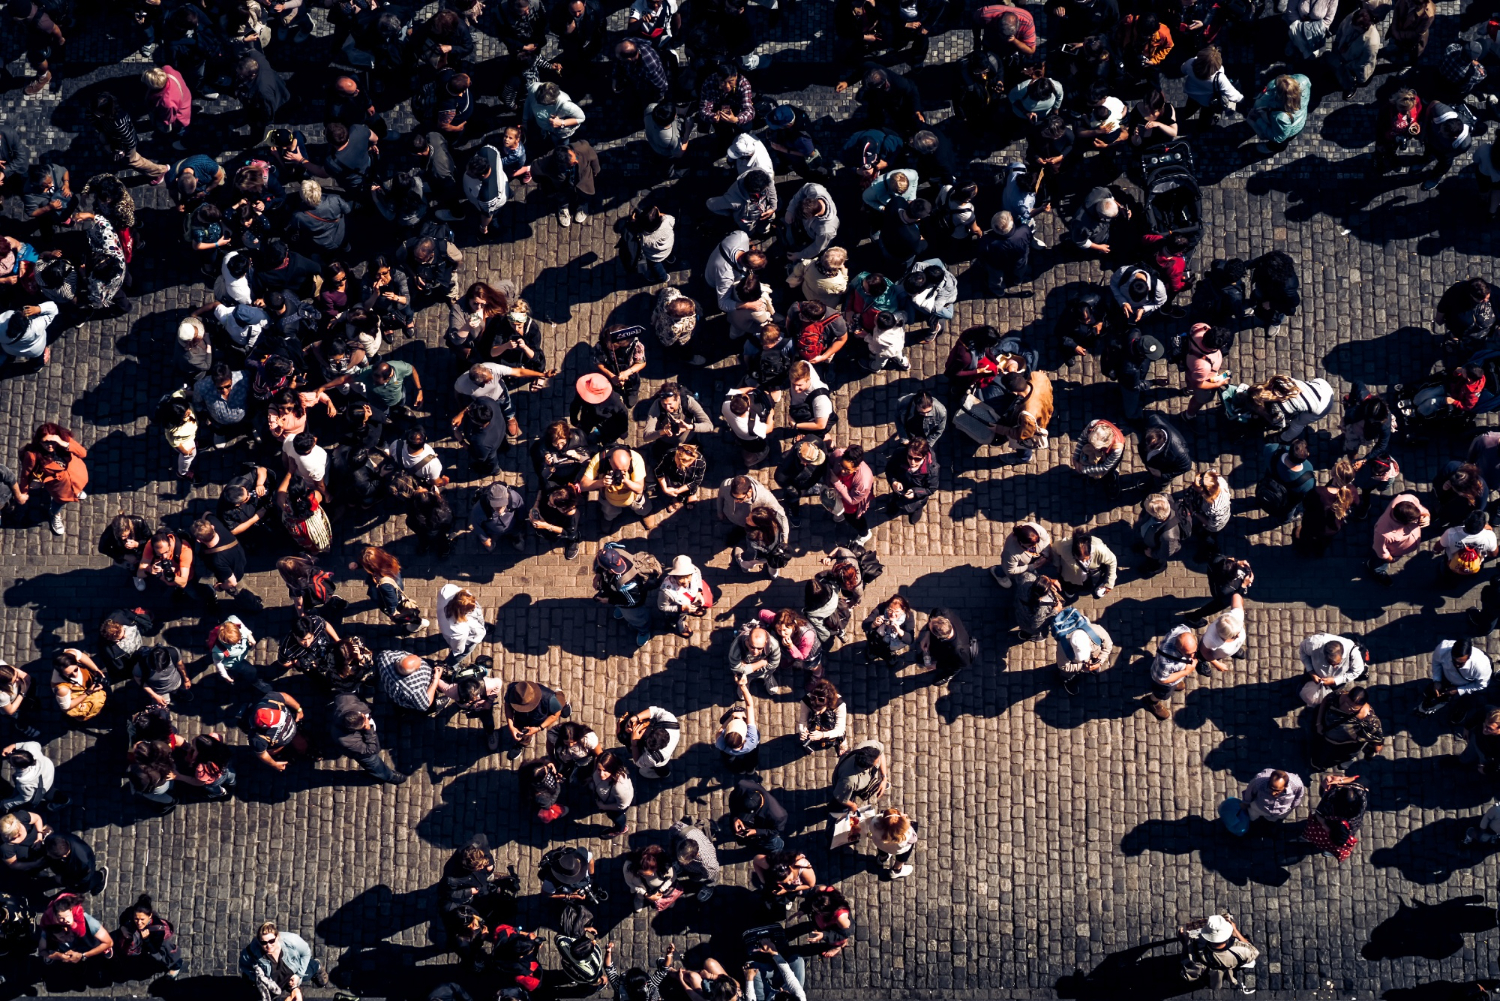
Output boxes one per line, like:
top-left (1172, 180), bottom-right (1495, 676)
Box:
top-left (93, 111), bottom-right (139, 154)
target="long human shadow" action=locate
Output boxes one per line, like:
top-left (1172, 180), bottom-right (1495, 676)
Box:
top-left (314, 882), bottom-right (441, 950)
top-left (1362, 895), bottom-right (1498, 961)
top-left (413, 767), bottom-right (549, 850)
top-left (1353, 754), bottom-right (1497, 813)
top-left (1322, 325), bottom-right (1440, 388)
top-left (1119, 813), bottom-right (1307, 887)
top-left (1054, 938), bottom-right (1200, 1000)
top-left (1369, 815), bottom-right (1500, 885)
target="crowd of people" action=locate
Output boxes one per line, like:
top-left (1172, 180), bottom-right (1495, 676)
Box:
top-left (1, 0), bottom-right (1499, 993)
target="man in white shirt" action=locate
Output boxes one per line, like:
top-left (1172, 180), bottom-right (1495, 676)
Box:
top-left (0, 741), bottom-right (65, 812)
top-left (1297, 632), bottom-right (1366, 706)
top-left (0, 301), bottom-right (60, 366)
top-left (283, 432), bottom-right (329, 495)
top-left (1422, 637), bottom-right (1492, 715)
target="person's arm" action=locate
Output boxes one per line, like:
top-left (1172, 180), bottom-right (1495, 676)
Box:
top-left (175, 653), bottom-right (192, 690)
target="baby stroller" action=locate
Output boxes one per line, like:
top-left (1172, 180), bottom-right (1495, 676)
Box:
top-left (0, 892), bottom-right (33, 985)
top-left (1142, 141), bottom-right (1203, 253)
top-left (1391, 376), bottom-right (1479, 442)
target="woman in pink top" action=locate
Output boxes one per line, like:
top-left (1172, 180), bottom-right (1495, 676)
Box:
top-left (1368, 493), bottom-right (1429, 583)
top-left (1183, 323), bottom-right (1231, 417)
top-left (142, 67), bottom-right (191, 147)
top-left (826, 444), bottom-right (874, 545)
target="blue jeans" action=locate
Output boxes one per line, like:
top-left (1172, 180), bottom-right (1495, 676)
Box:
top-left (357, 752), bottom-right (402, 783)
top-left (642, 258), bottom-right (669, 283)
top-left (618, 604), bottom-right (652, 630)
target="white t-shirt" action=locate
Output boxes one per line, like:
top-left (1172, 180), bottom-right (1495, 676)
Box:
top-left (283, 437), bottom-right (328, 484)
top-left (1441, 525), bottom-right (1499, 558)
top-left (453, 362), bottom-right (519, 400)
top-left (1203, 607), bottom-right (1245, 658)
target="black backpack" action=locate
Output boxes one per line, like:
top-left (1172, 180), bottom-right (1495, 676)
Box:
top-left (848, 543), bottom-right (885, 583)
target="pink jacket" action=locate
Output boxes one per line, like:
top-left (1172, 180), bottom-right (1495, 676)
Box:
top-left (150, 66), bottom-right (192, 131)
top-left (1371, 493), bottom-right (1429, 561)
top-left (828, 448), bottom-right (873, 516)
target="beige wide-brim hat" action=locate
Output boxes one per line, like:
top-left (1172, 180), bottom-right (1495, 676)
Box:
top-left (668, 555), bottom-right (699, 577)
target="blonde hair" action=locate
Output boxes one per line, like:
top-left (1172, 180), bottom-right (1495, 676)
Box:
top-left (446, 589), bottom-right (478, 621)
top-left (820, 246), bottom-right (848, 268)
top-left (257, 921), bottom-right (279, 939)
top-left (509, 298), bottom-right (532, 317)
top-left (1144, 493), bottom-right (1172, 520)
top-left (297, 180), bottom-right (323, 207)
top-left (1214, 611), bottom-right (1242, 642)
top-left (218, 621), bottom-right (242, 645)
top-left (1329, 485), bottom-right (1356, 520)
top-left (1274, 75), bottom-right (1303, 113)
top-left (889, 171), bottom-right (911, 195)
top-left (1194, 470), bottom-right (1222, 502)
top-left (873, 808), bottom-right (911, 841)
top-left (0, 814), bottom-right (23, 840)
top-left (1329, 456), bottom-right (1356, 488)
top-left (789, 360), bottom-right (813, 383)
top-left (142, 67), bottom-right (170, 90)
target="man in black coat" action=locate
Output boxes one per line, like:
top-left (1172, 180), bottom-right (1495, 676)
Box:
top-left (41, 833), bottom-right (107, 895)
top-left (1141, 411), bottom-right (1192, 486)
top-left (884, 439), bottom-right (940, 523)
top-left (920, 607), bottom-right (975, 684)
top-left (330, 693), bottom-right (405, 784)
top-left (234, 50), bottom-right (290, 139)
top-left (855, 65), bottom-right (924, 136)
top-left (726, 777), bottom-right (789, 852)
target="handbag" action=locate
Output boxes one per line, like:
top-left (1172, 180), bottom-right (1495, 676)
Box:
top-left (1219, 797), bottom-right (1250, 836)
top-left (65, 686), bottom-right (107, 722)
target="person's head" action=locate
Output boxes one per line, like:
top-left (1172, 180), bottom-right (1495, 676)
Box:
top-left (548, 486), bottom-right (577, 514)
top-left (1287, 437), bottom-right (1311, 462)
top-left (459, 843), bottom-right (492, 873)
top-left (1350, 6), bottom-right (1372, 27)
top-left (91, 92), bottom-right (121, 120)
top-left (325, 123), bottom-right (350, 152)
top-left (296, 179), bottom-right (323, 209)
top-left (1392, 500), bottom-right (1423, 526)
top-left (1323, 639), bottom-right (1345, 667)
top-left (142, 67), bottom-right (169, 91)
top-left (1453, 636), bottom-right (1474, 666)
top-left (358, 545), bottom-right (401, 580)
top-left (1192, 45), bottom-right (1223, 78)
top-left (1001, 371), bottom-right (1031, 397)
top-left (122, 894), bottom-right (160, 932)
top-left (0, 814), bottom-right (24, 843)
top-left (445, 589), bottom-right (478, 623)
top-left (535, 80), bottom-right (562, 106)
top-left (863, 67), bottom-right (890, 90)
top-left (804, 677), bottom-right (840, 712)
top-left (1143, 493), bottom-right (1172, 521)
top-left (1028, 77), bottom-right (1059, 104)
top-left (465, 150), bottom-right (493, 180)
top-left (446, 72), bottom-right (472, 96)
top-left (4, 748), bottom-right (35, 772)
top-left (1267, 770), bottom-right (1289, 795)
top-left (595, 751), bottom-right (626, 780)
top-left (256, 921), bottom-right (281, 952)
top-left (1136, 12), bottom-right (1160, 35)
top-left (902, 198), bottom-right (932, 223)
top-left (1193, 470), bottom-right (1223, 502)
top-left (1273, 74), bottom-right (1303, 114)
top-left (1212, 609), bottom-right (1241, 643)
top-left (872, 807), bottom-right (911, 842)
top-left (1466, 510), bottom-right (1491, 536)
top-left (817, 246), bottom-right (847, 274)
top-left (838, 444), bottom-right (865, 476)
top-left (906, 438), bottom-right (930, 466)
top-left (650, 101), bottom-right (677, 128)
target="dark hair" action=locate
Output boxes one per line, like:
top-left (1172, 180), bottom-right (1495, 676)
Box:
top-left (841, 444), bottom-right (865, 467)
top-left (325, 122), bottom-right (349, 147)
top-left (6, 749), bottom-right (35, 770)
top-left (1465, 510), bottom-right (1490, 535)
top-left (1454, 637), bottom-right (1475, 661)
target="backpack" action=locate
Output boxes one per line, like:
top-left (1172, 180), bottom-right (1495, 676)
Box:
top-left (848, 544), bottom-right (885, 583)
top-left (1049, 607), bottom-right (1102, 646)
top-left (788, 386), bottom-right (839, 430)
top-left (754, 345), bottom-right (791, 384)
top-left (794, 312), bottom-right (840, 360)
top-left (555, 934), bottom-right (605, 985)
top-left (1254, 473), bottom-right (1291, 516)
top-left (1450, 543), bottom-right (1485, 575)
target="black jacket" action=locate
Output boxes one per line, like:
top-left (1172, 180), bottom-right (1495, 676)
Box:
top-left (729, 778), bottom-right (789, 834)
top-left (860, 65), bottom-right (923, 132)
top-left (1249, 251), bottom-right (1301, 315)
top-left (331, 693), bottom-right (380, 759)
top-left (926, 606), bottom-right (974, 673)
top-left (1142, 412), bottom-right (1193, 479)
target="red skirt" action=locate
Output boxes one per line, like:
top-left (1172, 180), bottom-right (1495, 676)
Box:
top-left (1303, 817), bottom-right (1357, 861)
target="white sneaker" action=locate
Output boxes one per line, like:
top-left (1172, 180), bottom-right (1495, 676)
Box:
top-left (1265, 323), bottom-right (1283, 337)
top-left (133, 577), bottom-right (147, 592)
top-left (556, 206), bottom-right (572, 227)
top-left (854, 531), bottom-right (873, 545)
top-left (891, 864), bottom-right (914, 879)
top-left (767, 683), bottom-right (792, 696)
top-left (76, 490), bottom-right (87, 500)
top-left (573, 208), bottom-right (588, 224)
top-left (1031, 234), bottom-right (1048, 248)
top-left (200, 90), bottom-right (220, 100)
top-left (893, 355), bottom-right (911, 370)
top-left (49, 513), bottom-right (65, 536)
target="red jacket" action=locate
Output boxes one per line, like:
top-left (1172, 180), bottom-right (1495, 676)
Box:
top-left (149, 66), bottom-right (193, 131)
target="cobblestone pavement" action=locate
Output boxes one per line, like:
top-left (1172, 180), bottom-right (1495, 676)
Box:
top-left (4, 0), bottom-right (1500, 998)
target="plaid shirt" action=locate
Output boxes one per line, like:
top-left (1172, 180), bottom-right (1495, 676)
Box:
top-left (630, 44), bottom-right (670, 99)
top-left (700, 74), bottom-right (755, 125)
top-left (1440, 43), bottom-right (1486, 89)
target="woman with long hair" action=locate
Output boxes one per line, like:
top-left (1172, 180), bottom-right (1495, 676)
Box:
top-left (115, 894), bottom-right (182, 979)
top-left (797, 677), bottom-right (847, 752)
top-left (351, 546), bottom-right (428, 632)
top-left (446, 280), bottom-right (509, 362)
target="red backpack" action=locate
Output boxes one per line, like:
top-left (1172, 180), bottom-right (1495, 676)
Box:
top-left (794, 312), bottom-right (839, 360)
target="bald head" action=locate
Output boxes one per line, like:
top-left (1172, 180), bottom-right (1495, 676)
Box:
top-left (398, 654), bottom-right (424, 676)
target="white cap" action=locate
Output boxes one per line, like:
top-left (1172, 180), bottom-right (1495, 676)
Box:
top-left (728, 133), bottom-right (759, 158)
top-left (1201, 915), bottom-right (1232, 944)
top-left (1068, 631), bottom-right (1092, 662)
top-left (177, 316), bottom-right (206, 343)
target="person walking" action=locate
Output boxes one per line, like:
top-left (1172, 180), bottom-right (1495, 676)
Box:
top-left (1368, 493), bottom-right (1430, 584)
top-left (1241, 767), bottom-right (1305, 823)
top-left (330, 694), bottom-right (406, 784)
top-left (1297, 633), bottom-right (1367, 707)
top-left (239, 921), bottom-right (329, 1001)
top-left (0, 742), bottom-right (67, 813)
top-left (1143, 624), bottom-right (1198, 720)
top-left (12, 424), bottom-right (89, 537)
top-left (1053, 608), bottom-right (1114, 695)
top-left (435, 585), bottom-right (487, 669)
top-left (1178, 914), bottom-right (1260, 992)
